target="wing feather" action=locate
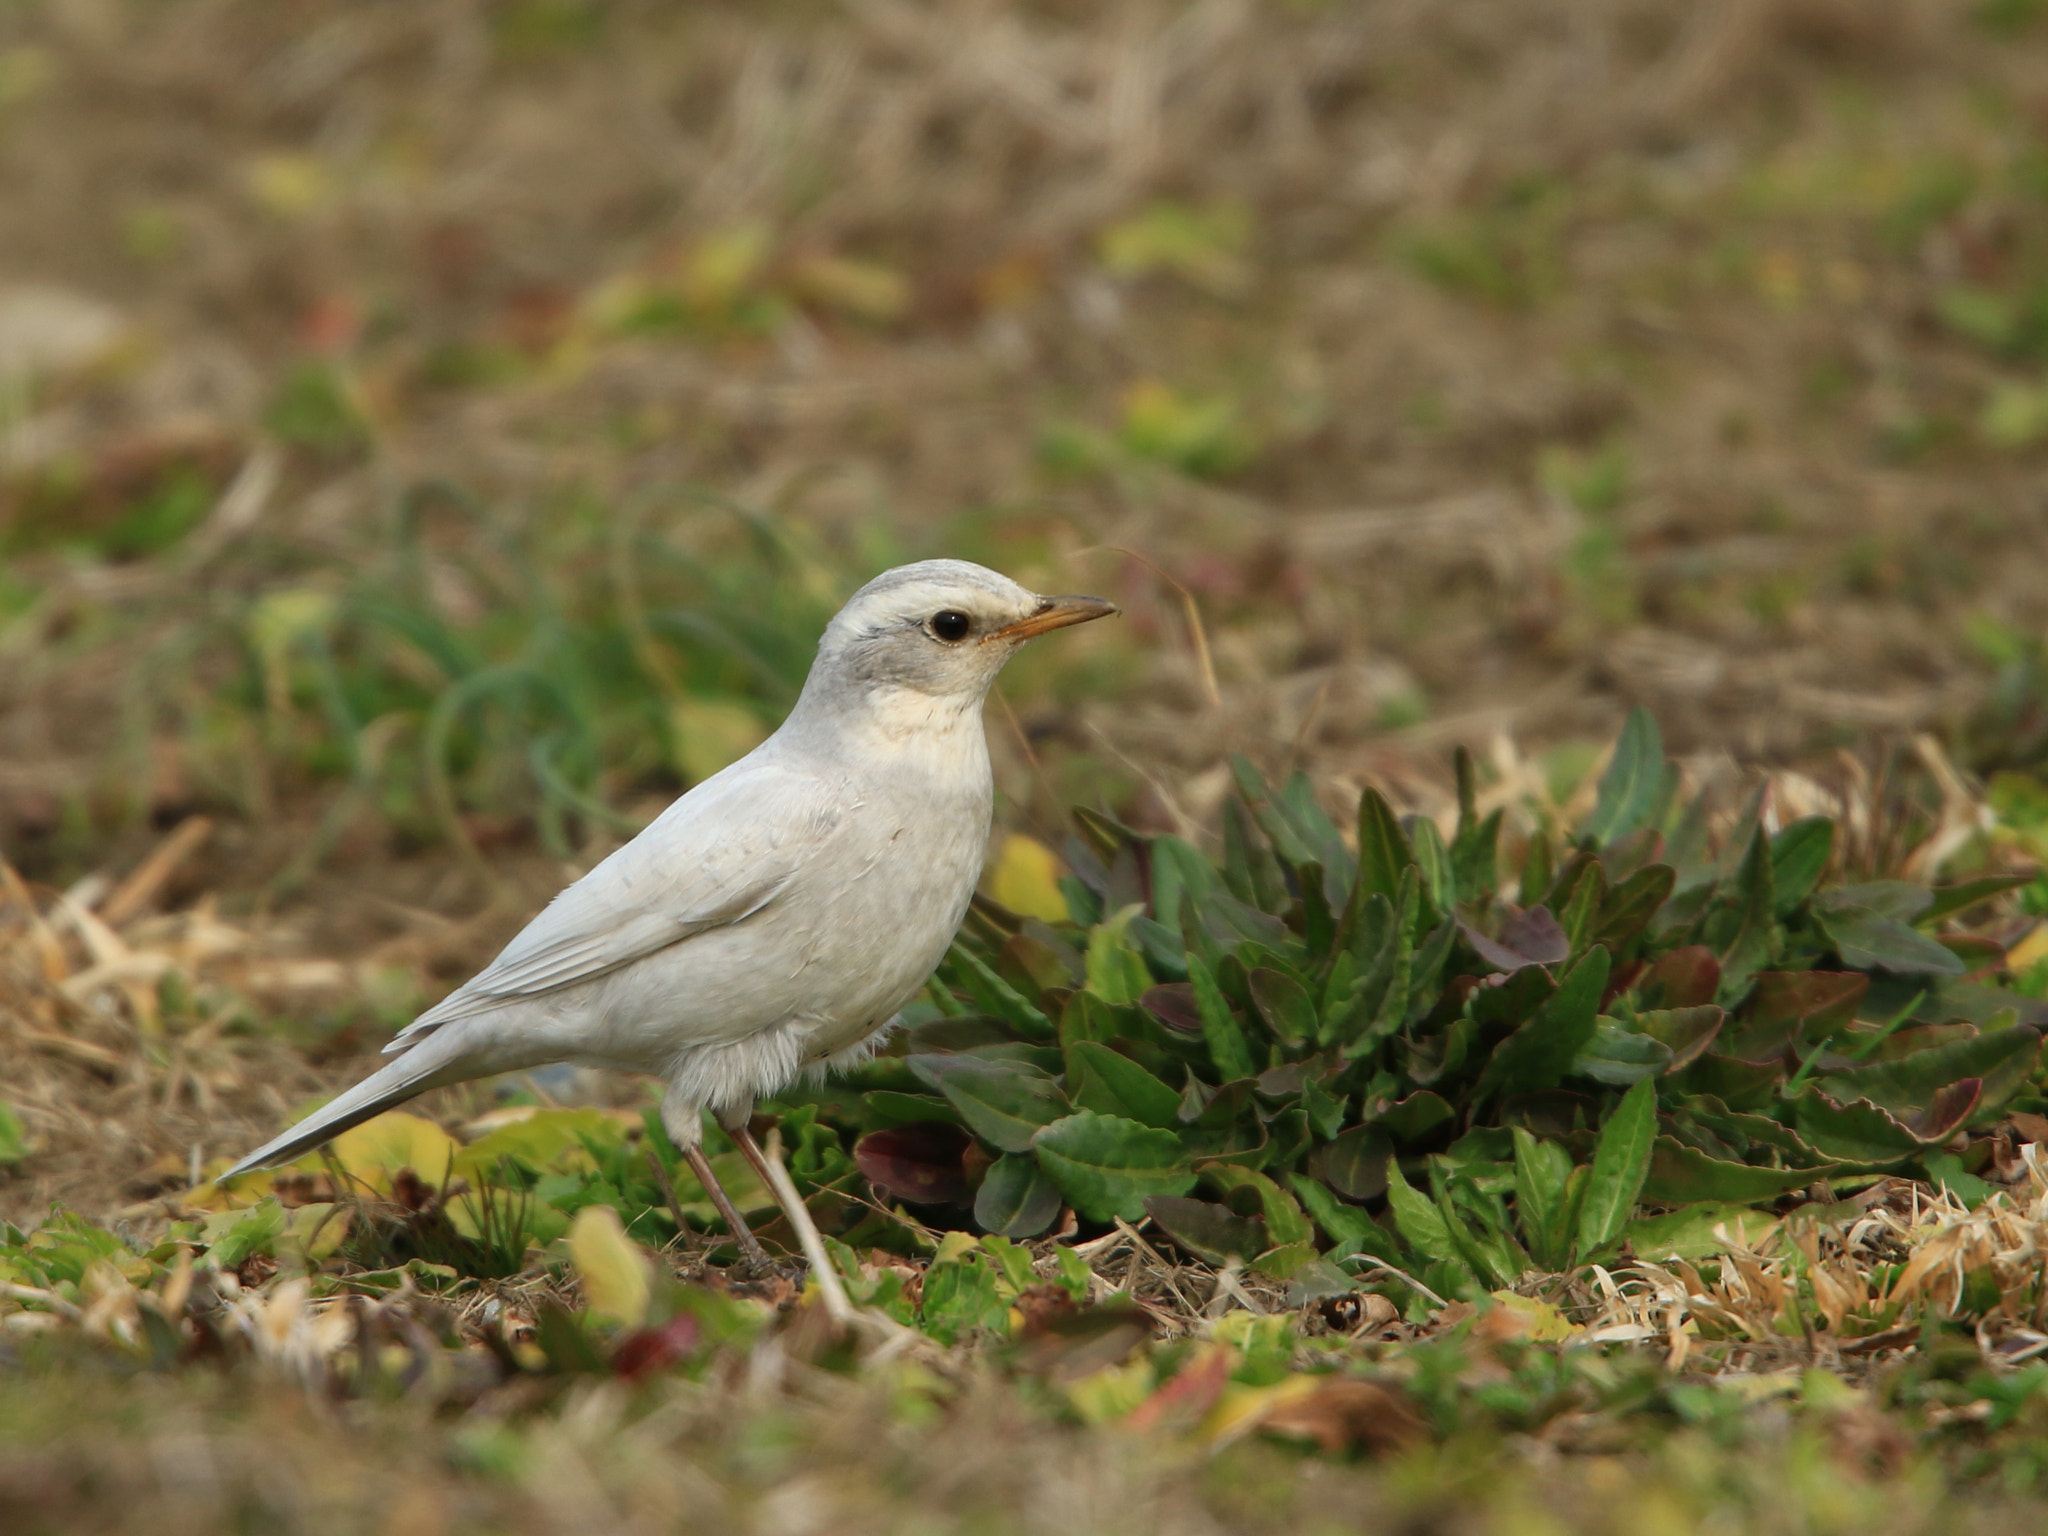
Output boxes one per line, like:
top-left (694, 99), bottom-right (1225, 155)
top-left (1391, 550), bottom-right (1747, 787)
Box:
top-left (386, 763), bottom-right (842, 1046)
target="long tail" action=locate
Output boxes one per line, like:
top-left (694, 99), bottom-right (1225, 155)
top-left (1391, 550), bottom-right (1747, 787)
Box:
top-left (221, 1027), bottom-right (486, 1180)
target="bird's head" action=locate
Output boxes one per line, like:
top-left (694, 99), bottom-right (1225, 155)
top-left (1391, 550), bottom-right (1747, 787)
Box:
top-left (801, 559), bottom-right (1116, 714)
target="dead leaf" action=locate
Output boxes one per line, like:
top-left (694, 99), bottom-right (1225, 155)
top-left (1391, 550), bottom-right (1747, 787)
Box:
top-left (1127, 1342), bottom-right (1232, 1432)
top-left (1257, 1378), bottom-right (1426, 1455)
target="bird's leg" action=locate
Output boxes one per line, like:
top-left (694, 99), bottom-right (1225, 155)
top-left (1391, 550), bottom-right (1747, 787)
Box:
top-left (680, 1142), bottom-right (772, 1272)
top-left (643, 1148), bottom-right (691, 1250)
top-left (660, 1085), bottom-right (771, 1271)
top-left (723, 1117), bottom-right (854, 1326)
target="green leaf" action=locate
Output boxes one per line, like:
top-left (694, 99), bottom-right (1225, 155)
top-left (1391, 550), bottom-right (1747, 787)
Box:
top-left (909, 1056), bottom-right (1071, 1153)
top-left (1276, 770), bottom-right (1353, 880)
top-left (1201, 1164), bottom-right (1314, 1248)
top-left (1625, 1203), bottom-right (1782, 1261)
top-left (1452, 749), bottom-right (1502, 901)
top-left (1476, 946), bottom-right (1612, 1101)
top-left (1064, 1040), bottom-right (1182, 1129)
top-left (1286, 1172), bottom-right (1381, 1252)
top-left (1822, 881), bottom-right (1932, 921)
top-left (1187, 951), bottom-right (1257, 1082)
top-left (205, 1199), bottom-right (286, 1271)
top-left (1552, 856), bottom-right (1608, 952)
top-left (1248, 967), bottom-right (1317, 1046)
top-left (973, 1154), bottom-right (1062, 1237)
top-left (1356, 786), bottom-right (1417, 910)
top-left (1769, 817), bottom-right (1835, 916)
top-left (1635, 1005), bottom-right (1724, 1070)
top-left (1371, 1090), bottom-right (1456, 1144)
top-left (1511, 1128), bottom-right (1575, 1272)
top-left (0, 1102), bottom-right (27, 1165)
top-left (1060, 988), bottom-right (1122, 1052)
top-left (1032, 1112), bottom-right (1196, 1223)
top-left (1384, 1159), bottom-right (1477, 1289)
top-left (1343, 878), bottom-right (1422, 1056)
top-left (1580, 708), bottom-right (1665, 847)
top-left (860, 1091), bottom-right (962, 1128)
top-left (1640, 1138), bottom-right (1834, 1204)
top-left (1223, 795), bottom-right (1287, 911)
top-left (1593, 863), bottom-right (1676, 954)
top-left (919, 1246), bottom-right (1006, 1345)
top-left (1715, 829), bottom-right (1778, 1001)
top-left (1817, 1024), bottom-right (2040, 1117)
top-left (1814, 905), bottom-right (1966, 976)
top-left (1300, 1072), bottom-right (1347, 1141)
top-left (1233, 757), bottom-right (1316, 869)
top-left (1317, 1124), bottom-right (1393, 1201)
top-left (1792, 1087), bottom-right (1977, 1164)
top-left (1432, 1164), bottom-right (1526, 1289)
top-left (1144, 1196), bottom-right (1265, 1263)
top-left (1570, 1019), bottom-right (1674, 1085)
top-left (1084, 903), bottom-right (1154, 1004)
top-left (1574, 1078), bottom-right (1658, 1260)
top-left (1410, 815), bottom-right (1455, 914)
top-left (946, 942), bottom-right (1054, 1039)
top-left (1921, 1151), bottom-right (1997, 1208)
top-left (1921, 874), bottom-right (2030, 925)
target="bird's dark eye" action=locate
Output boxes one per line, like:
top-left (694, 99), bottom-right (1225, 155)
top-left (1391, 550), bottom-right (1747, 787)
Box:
top-left (929, 609), bottom-right (972, 642)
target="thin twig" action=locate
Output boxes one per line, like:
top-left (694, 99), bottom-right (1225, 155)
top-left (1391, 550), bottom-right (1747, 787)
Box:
top-left (1345, 1258), bottom-right (1448, 1311)
top-left (756, 1128), bottom-right (854, 1327)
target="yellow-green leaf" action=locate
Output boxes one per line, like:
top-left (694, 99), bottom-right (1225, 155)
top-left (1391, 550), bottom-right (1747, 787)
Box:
top-left (314, 1111), bottom-right (462, 1196)
top-left (989, 833), bottom-right (1069, 923)
top-left (569, 1205), bottom-right (651, 1328)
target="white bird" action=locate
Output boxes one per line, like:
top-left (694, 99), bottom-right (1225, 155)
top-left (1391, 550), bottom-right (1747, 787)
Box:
top-left (225, 559), bottom-right (1115, 1281)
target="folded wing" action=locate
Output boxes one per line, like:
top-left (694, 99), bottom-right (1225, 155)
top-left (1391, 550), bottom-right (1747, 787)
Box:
top-left (387, 761), bottom-right (847, 1046)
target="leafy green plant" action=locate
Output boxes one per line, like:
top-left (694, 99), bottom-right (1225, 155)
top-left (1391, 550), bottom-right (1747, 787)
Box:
top-left (816, 711), bottom-right (2043, 1302)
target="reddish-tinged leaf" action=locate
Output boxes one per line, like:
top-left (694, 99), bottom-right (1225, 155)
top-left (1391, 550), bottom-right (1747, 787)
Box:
top-left (1014, 1302), bottom-right (1152, 1381)
top-left (1792, 1080), bottom-right (1982, 1160)
top-left (1637, 1005), bottom-right (1723, 1071)
top-left (1860, 1022), bottom-right (1977, 1061)
top-left (1141, 982), bottom-right (1203, 1035)
top-left (1910, 1078), bottom-right (1983, 1142)
top-left (1640, 946), bottom-right (1720, 1009)
top-left (852, 1123), bottom-right (973, 1205)
top-left (1502, 905), bottom-right (1570, 961)
top-left (1365, 1090), bottom-right (1456, 1143)
top-left (1822, 1025), bottom-right (2041, 1117)
top-left (1938, 935), bottom-right (2007, 978)
top-left (1128, 1343), bottom-right (1233, 1432)
top-left (1748, 971), bottom-right (1868, 1035)
top-left (1681, 1053), bottom-right (1785, 1110)
top-left (610, 1315), bottom-right (701, 1381)
top-left (1719, 1014), bottom-right (1800, 1064)
top-left (1461, 906), bottom-right (1571, 973)
top-left (1795, 1093), bottom-right (1940, 1163)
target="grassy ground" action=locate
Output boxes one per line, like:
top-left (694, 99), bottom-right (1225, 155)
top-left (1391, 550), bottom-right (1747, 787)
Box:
top-left (9, 0), bottom-right (2048, 1530)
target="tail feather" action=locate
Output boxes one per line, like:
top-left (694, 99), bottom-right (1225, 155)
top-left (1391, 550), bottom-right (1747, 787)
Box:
top-left (221, 1032), bottom-right (475, 1180)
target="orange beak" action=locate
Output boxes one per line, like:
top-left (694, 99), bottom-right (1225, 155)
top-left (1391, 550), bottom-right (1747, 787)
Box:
top-left (984, 594), bottom-right (1119, 644)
